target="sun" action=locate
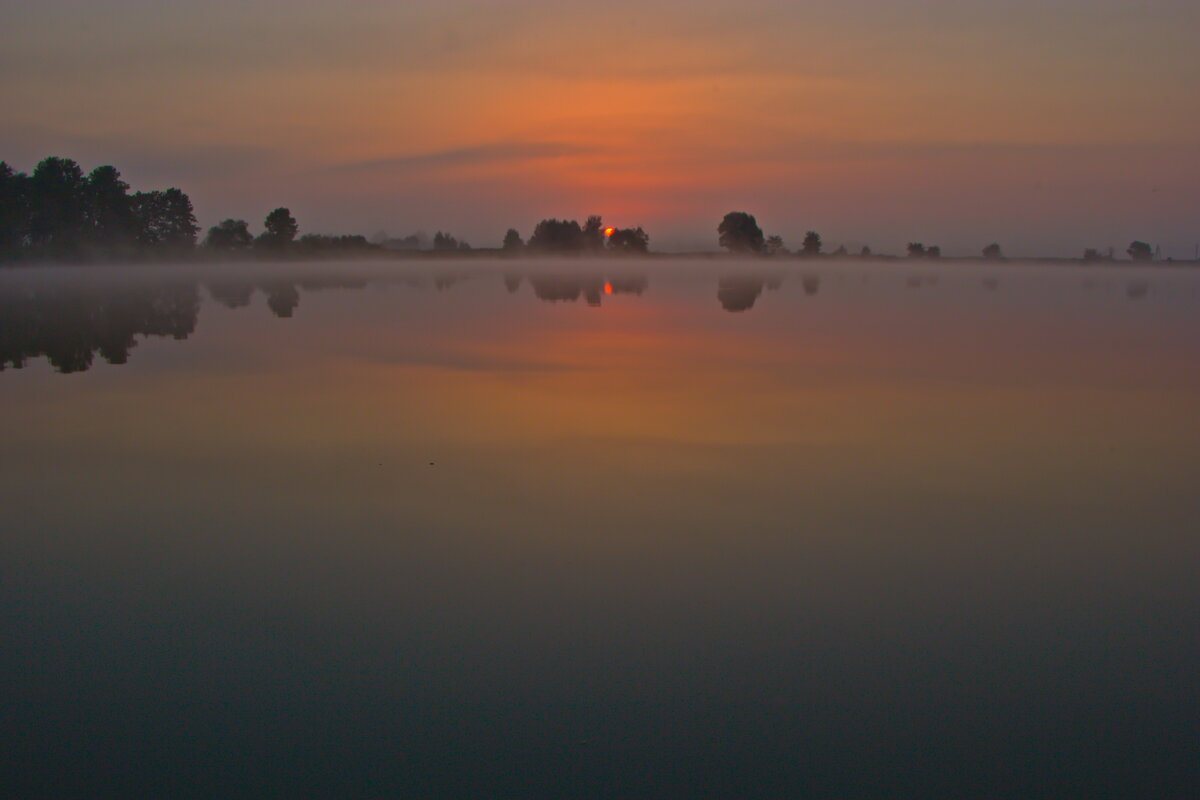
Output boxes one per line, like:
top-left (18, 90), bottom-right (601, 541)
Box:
top-left (604, 227), bottom-right (616, 237)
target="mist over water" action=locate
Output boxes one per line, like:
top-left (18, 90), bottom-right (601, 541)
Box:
top-left (2, 259), bottom-right (1199, 798)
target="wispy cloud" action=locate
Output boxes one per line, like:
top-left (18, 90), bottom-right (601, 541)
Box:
top-left (335, 142), bottom-right (598, 172)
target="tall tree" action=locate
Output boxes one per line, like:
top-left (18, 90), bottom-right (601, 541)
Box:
top-left (582, 215), bottom-right (606, 252)
top-left (28, 157), bottom-right (88, 254)
top-left (85, 165), bottom-right (135, 249)
top-left (258, 207), bottom-right (298, 249)
top-left (718, 212), bottom-right (764, 254)
top-left (0, 162), bottom-right (30, 259)
top-left (132, 189), bottom-right (199, 250)
top-left (501, 228), bottom-right (524, 254)
top-left (801, 231), bottom-right (822, 257)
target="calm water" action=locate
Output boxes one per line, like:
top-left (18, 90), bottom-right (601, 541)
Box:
top-left (2, 259), bottom-right (1198, 799)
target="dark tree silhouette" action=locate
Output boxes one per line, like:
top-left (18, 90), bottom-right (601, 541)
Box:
top-left (765, 235), bottom-right (786, 256)
top-left (85, 166), bottom-right (136, 249)
top-left (204, 219), bottom-right (254, 251)
top-left (607, 227), bottom-right (649, 255)
top-left (528, 218), bottom-right (585, 253)
top-left (582, 215), bottom-right (606, 252)
top-left (0, 161), bottom-right (29, 258)
top-left (907, 242), bottom-right (927, 258)
top-left (983, 243), bottom-right (1003, 260)
top-left (801, 231), bottom-right (822, 257)
top-left (1, 157), bottom-right (201, 260)
top-left (297, 234), bottom-right (377, 255)
top-left (718, 212), bottom-right (764, 254)
top-left (1127, 241), bottom-right (1153, 262)
top-left (28, 157), bottom-right (88, 255)
top-left (502, 228), bottom-right (524, 254)
top-left (860, 246), bottom-right (872, 257)
top-left (257, 207), bottom-right (298, 250)
top-left (433, 231), bottom-right (459, 251)
top-left (1082, 248), bottom-right (1104, 262)
top-left (927, 245), bottom-right (942, 259)
top-left (132, 188), bottom-right (199, 249)
top-left (832, 245), bottom-right (847, 257)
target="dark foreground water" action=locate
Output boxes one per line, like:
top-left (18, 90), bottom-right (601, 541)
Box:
top-left (2, 259), bottom-right (1198, 799)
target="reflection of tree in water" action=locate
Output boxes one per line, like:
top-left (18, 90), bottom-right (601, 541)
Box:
top-left (717, 275), bottom-right (782, 312)
top-left (1127, 281), bottom-right (1149, 299)
top-left (206, 276), bottom-right (368, 318)
top-left (521, 273), bottom-right (648, 307)
top-left (718, 277), bottom-right (763, 312)
top-left (801, 275), bottom-right (820, 296)
top-left (503, 274), bottom-right (523, 293)
top-left (530, 275), bottom-right (606, 305)
top-left (608, 276), bottom-right (648, 295)
top-left (0, 281), bottom-right (199, 373)
top-left (262, 282), bottom-right (300, 318)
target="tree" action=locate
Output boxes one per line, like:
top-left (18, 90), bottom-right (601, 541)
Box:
top-left (765, 235), bottom-right (786, 256)
top-left (801, 231), bottom-right (822, 257)
top-left (1127, 241), bottom-right (1153, 262)
top-left (258, 207), bottom-right (298, 249)
top-left (718, 212), bottom-right (764, 254)
top-left (607, 226), bottom-right (649, 255)
top-left (907, 242), bottom-right (926, 258)
top-left (832, 244), bottom-right (848, 257)
top-left (84, 165), bottom-right (136, 249)
top-left (582, 215), bottom-right (606, 252)
top-left (28, 157), bottom-right (88, 254)
top-left (132, 188), bottom-right (198, 250)
top-left (927, 245), bottom-right (942, 259)
top-left (501, 228), bottom-right (524, 254)
top-left (0, 162), bottom-right (30, 259)
top-left (860, 246), bottom-right (872, 257)
top-left (432, 231), bottom-right (459, 251)
top-left (528, 218), bottom-right (584, 253)
top-left (204, 219), bottom-right (253, 250)
top-left (983, 243), bottom-right (1003, 260)
top-left (1082, 248), bottom-right (1104, 262)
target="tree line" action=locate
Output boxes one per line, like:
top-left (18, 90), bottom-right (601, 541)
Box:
top-left (717, 211), bottom-right (1170, 263)
top-left (0, 156), bottom-right (379, 262)
top-left (1, 157), bottom-right (198, 260)
top-left (0, 157), bottom-right (1173, 263)
top-left (498, 216), bottom-right (649, 256)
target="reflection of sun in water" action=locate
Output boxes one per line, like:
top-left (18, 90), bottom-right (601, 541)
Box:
top-left (604, 282), bottom-right (613, 294)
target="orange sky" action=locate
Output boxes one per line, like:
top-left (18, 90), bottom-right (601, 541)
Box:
top-left (2, 0), bottom-right (1198, 254)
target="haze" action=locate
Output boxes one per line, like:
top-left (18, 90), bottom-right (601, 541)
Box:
top-left (3, 0), bottom-right (1197, 256)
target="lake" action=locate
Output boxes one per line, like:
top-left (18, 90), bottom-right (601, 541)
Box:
top-left (2, 259), bottom-right (1198, 798)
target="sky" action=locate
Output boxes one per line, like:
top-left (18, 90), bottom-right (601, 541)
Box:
top-left (2, 0), bottom-right (1197, 255)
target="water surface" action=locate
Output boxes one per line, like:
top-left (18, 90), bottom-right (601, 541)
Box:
top-left (2, 259), bottom-right (1198, 798)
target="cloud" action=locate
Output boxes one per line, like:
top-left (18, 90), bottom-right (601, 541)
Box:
top-left (334, 142), bottom-right (599, 173)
